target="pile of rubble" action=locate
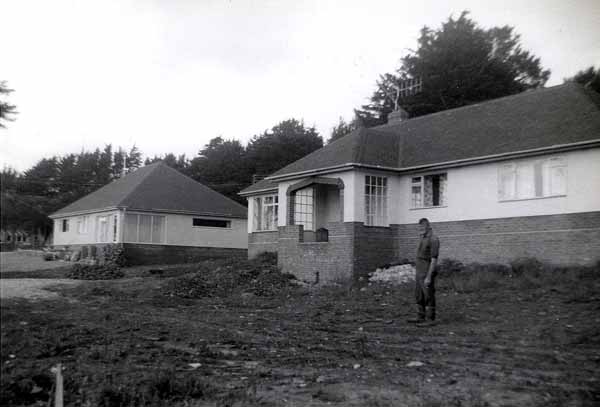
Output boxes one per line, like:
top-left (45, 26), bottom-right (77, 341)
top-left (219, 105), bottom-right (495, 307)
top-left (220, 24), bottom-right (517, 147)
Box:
top-left (164, 253), bottom-right (299, 298)
top-left (369, 263), bottom-right (416, 284)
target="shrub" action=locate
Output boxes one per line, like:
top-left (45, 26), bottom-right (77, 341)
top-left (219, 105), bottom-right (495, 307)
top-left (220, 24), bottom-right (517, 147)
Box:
top-left (67, 264), bottom-right (124, 280)
top-left (436, 258), bottom-right (464, 275)
top-left (510, 257), bottom-right (544, 277)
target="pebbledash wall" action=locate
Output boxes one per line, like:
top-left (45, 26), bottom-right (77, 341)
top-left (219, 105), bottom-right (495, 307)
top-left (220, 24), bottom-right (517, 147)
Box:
top-left (248, 148), bottom-right (600, 282)
top-left (53, 210), bottom-right (247, 265)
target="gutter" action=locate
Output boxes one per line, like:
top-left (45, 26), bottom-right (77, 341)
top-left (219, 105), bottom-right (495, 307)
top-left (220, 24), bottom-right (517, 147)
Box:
top-left (49, 206), bottom-right (123, 219)
top-left (49, 206), bottom-right (247, 220)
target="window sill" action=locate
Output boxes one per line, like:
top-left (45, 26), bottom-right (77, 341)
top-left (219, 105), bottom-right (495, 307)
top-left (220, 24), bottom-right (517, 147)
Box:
top-left (364, 224), bottom-right (391, 229)
top-left (410, 205), bottom-right (448, 211)
top-left (499, 194), bottom-right (566, 203)
top-left (252, 229), bottom-right (278, 233)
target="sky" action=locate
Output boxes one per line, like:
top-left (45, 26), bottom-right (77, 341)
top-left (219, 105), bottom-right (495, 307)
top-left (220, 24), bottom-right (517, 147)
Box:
top-left (1, 0), bottom-right (599, 172)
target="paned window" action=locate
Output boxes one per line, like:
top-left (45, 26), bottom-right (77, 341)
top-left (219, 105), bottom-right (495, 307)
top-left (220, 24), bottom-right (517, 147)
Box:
top-left (294, 187), bottom-right (314, 230)
top-left (499, 157), bottom-right (566, 200)
top-left (61, 219), bottom-right (69, 232)
top-left (365, 175), bottom-right (388, 226)
top-left (124, 213), bottom-right (166, 243)
top-left (411, 173), bottom-right (447, 208)
top-left (193, 218), bottom-right (231, 228)
top-left (253, 195), bottom-right (278, 231)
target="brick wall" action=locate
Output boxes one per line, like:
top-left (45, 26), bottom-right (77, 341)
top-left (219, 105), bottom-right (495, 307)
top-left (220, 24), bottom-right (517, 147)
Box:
top-left (248, 231), bottom-right (279, 258)
top-left (277, 222), bottom-right (355, 283)
top-left (352, 224), bottom-right (397, 278)
top-left (394, 212), bottom-right (600, 266)
top-left (122, 244), bottom-right (247, 265)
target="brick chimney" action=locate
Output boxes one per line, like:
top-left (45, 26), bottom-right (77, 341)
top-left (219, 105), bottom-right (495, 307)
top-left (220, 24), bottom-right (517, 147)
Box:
top-left (387, 107), bottom-right (409, 125)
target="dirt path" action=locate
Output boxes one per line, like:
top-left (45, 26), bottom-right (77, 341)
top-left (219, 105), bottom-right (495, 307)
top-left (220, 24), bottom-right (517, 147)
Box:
top-left (1, 251), bottom-right (70, 273)
top-left (0, 279), bottom-right (80, 300)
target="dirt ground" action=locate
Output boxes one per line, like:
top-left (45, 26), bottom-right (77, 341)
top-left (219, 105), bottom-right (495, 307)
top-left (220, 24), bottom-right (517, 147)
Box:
top-left (1, 264), bottom-right (599, 406)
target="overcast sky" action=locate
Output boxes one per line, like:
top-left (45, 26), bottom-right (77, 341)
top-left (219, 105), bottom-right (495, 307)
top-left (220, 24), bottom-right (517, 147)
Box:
top-left (1, 0), bottom-right (599, 172)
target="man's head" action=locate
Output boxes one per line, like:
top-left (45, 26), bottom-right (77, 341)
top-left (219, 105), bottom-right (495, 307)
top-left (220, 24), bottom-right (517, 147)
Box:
top-left (418, 218), bottom-right (430, 235)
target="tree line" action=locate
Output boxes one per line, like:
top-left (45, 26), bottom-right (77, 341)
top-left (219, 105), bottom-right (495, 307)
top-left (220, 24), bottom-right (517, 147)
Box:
top-left (1, 119), bottom-right (323, 236)
top-left (2, 11), bottom-right (599, 238)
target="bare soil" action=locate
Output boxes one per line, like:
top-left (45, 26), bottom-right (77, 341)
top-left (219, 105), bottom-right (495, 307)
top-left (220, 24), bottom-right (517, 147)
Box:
top-left (1, 265), bottom-right (599, 406)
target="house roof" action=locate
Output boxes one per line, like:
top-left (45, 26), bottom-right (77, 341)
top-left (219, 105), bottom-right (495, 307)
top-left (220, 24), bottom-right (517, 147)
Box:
top-left (51, 162), bottom-right (248, 218)
top-left (241, 83), bottom-right (600, 193)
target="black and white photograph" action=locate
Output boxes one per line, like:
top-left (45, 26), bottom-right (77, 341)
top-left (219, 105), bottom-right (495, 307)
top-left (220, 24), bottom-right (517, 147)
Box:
top-left (1, 0), bottom-right (599, 405)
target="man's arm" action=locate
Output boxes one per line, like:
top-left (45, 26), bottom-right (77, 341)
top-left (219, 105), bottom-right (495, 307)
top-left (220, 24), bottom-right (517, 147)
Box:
top-left (425, 258), bottom-right (437, 286)
top-left (424, 236), bottom-right (440, 286)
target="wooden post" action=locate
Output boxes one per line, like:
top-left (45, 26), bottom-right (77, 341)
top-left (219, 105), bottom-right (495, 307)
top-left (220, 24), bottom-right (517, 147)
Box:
top-left (50, 364), bottom-right (63, 407)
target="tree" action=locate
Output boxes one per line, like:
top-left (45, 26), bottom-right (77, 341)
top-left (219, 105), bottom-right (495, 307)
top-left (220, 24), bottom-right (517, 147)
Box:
top-left (565, 66), bottom-right (600, 93)
top-left (0, 81), bottom-right (18, 128)
top-left (126, 145), bottom-right (142, 173)
top-left (188, 137), bottom-right (249, 203)
top-left (246, 119), bottom-right (323, 176)
top-left (328, 116), bottom-right (358, 143)
top-left (356, 11), bottom-right (551, 125)
top-left (145, 153), bottom-right (190, 174)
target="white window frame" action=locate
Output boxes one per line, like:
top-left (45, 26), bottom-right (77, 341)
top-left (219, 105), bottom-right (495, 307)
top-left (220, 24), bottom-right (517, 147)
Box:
top-left (365, 175), bottom-right (388, 226)
top-left (253, 195), bottom-right (279, 232)
top-left (498, 156), bottom-right (567, 201)
top-left (410, 172), bottom-right (447, 209)
top-left (61, 219), bottom-right (69, 233)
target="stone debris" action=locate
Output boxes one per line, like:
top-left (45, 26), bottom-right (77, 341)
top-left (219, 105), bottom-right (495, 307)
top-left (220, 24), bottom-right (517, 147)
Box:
top-left (406, 361), bottom-right (424, 367)
top-left (369, 263), bottom-right (416, 284)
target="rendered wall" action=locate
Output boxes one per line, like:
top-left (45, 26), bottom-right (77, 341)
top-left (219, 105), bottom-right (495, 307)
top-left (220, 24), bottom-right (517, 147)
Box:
top-left (392, 149), bottom-right (600, 225)
top-left (161, 213), bottom-right (247, 249)
top-left (52, 210), bottom-right (120, 246)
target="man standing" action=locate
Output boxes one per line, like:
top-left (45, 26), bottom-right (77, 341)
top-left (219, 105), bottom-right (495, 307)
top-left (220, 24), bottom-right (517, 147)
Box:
top-left (408, 218), bottom-right (440, 326)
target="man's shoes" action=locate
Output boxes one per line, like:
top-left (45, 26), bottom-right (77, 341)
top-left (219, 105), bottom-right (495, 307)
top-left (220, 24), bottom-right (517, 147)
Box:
top-left (416, 320), bottom-right (437, 327)
top-left (407, 317), bottom-right (426, 323)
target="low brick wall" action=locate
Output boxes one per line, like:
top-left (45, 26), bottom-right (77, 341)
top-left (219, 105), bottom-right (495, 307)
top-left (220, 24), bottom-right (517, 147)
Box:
top-left (248, 231), bottom-right (279, 259)
top-left (123, 244), bottom-right (247, 265)
top-left (278, 223), bottom-right (355, 283)
top-left (395, 212), bottom-right (600, 266)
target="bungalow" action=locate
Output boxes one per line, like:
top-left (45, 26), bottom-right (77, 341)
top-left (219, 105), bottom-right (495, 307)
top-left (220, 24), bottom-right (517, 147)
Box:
top-left (50, 162), bottom-right (248, 265)
top-left (240, 83), bottom-right (600, 283)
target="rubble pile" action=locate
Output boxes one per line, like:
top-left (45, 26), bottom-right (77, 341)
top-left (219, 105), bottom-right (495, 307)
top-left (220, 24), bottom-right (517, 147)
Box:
top-left (66, 263), bottom-right (125, 280)
top-left (369, 263), bottom-right (416, 284)
top-left (164, 253), bottom-right (298, 298)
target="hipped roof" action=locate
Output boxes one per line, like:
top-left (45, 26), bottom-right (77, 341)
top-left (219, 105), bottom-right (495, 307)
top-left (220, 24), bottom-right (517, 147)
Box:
top-left (51, 162), bottom-right (247, 218)
top-left (241, 83), bottom-right (600, 195)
